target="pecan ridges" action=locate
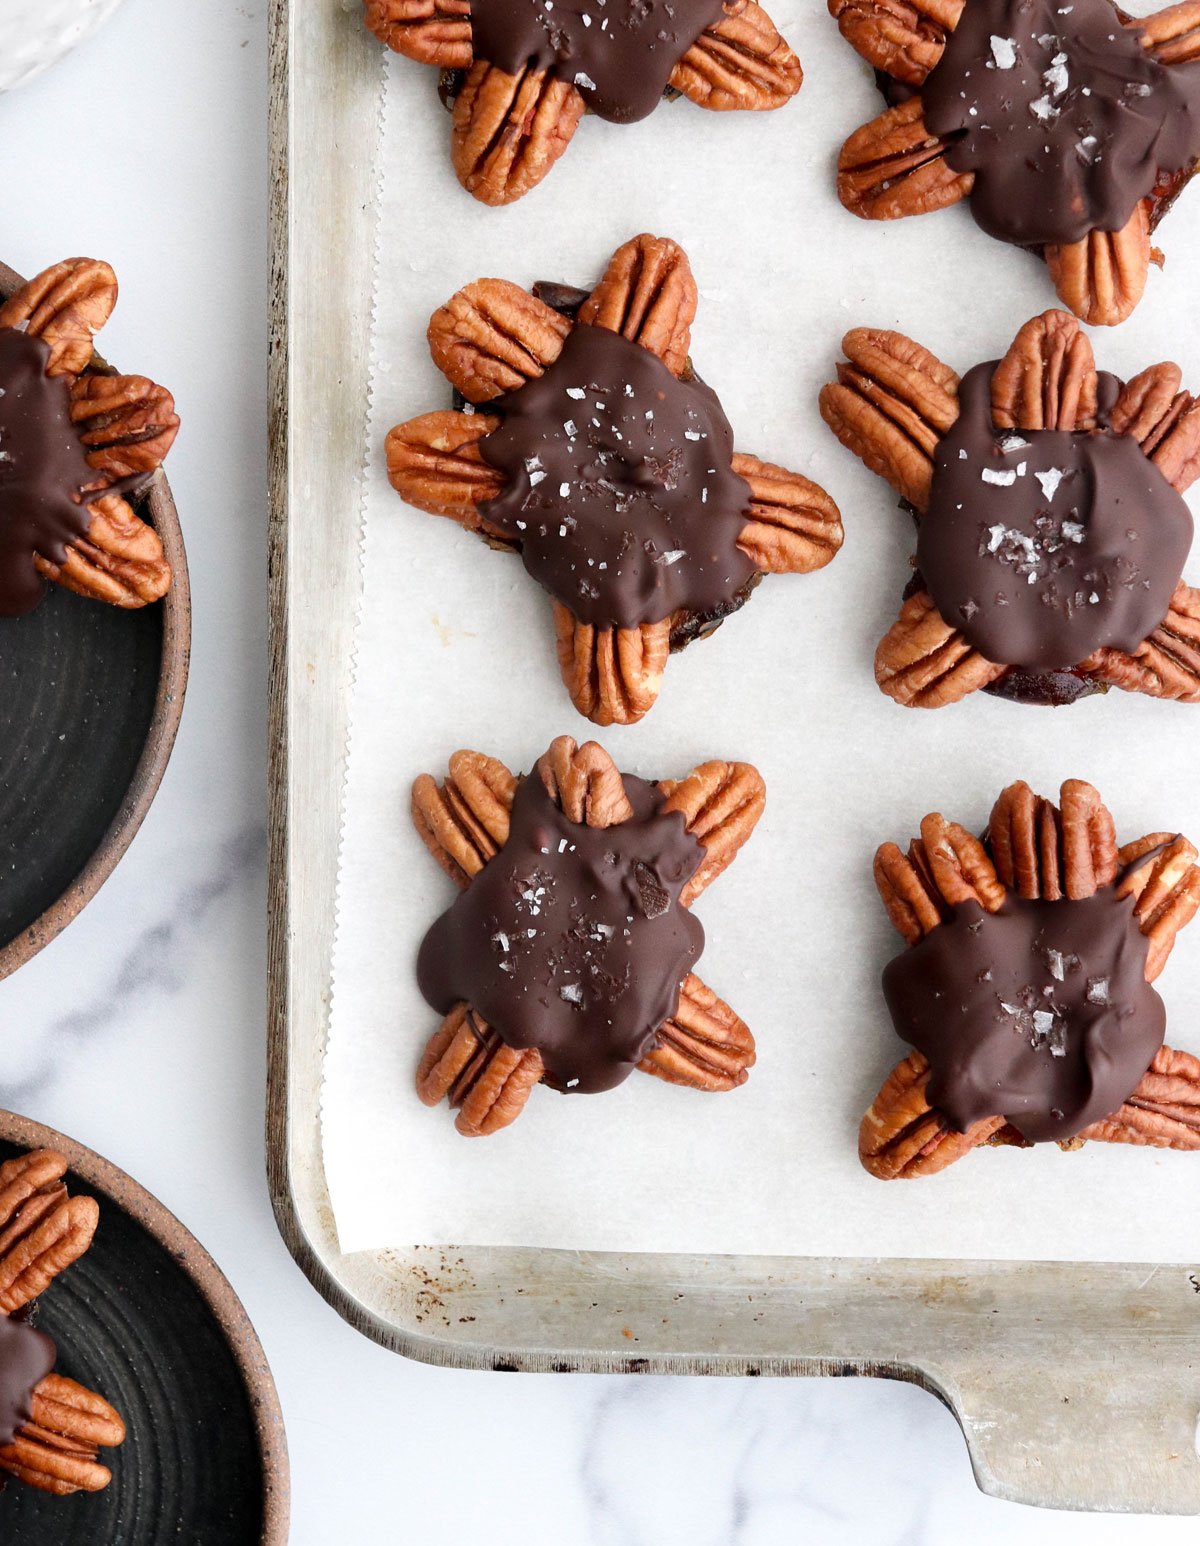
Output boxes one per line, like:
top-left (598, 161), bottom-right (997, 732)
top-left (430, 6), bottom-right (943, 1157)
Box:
top-left (864, 783), bottom-right (1200, 1176)
top-left (412, 742), bottom-right (762, 1133)
top-left (1, 259), bottom-right (176, 609)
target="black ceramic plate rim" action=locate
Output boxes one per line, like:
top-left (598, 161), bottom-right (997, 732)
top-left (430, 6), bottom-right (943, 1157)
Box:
top-left (0, 1107), bottom-right (290, 1542)
top-left (0, 260), bottom-right (191, 982)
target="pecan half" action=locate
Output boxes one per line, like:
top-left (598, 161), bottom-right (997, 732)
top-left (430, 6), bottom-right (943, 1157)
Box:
top-left (70, 374), bottom-right (180, 480)
top-left (658, 759), bottom-right (765, 904)
top-left (827, 0), bottom-right (962, 85)
top-left (0, 1151), bottom-right (97, 1315)
top-left (0, 258), bottom-right (117, 380)
top-left (820, 328), bottom-right (958, 510)
top-left (427, 279), bottom-right (571, 404)
top-left (1079, 1045), bottom-right (1200, 1147)
top-left (1058, 778), bottom-right (1118, 897)
top-left (411, 750), bottom-right (517, 887)
top-left (733, 453), bottom-right (844, 572)
top-left (1107, 364), bottom-right (1200, 492)
top-left (1044, 201), bottom-right (1152, 327)
top-left (1138, 1), bottom-right (1200, 64)
top-left (874, 589), bottom-right (1006, 707)
top-left (990, 310), bottom-right (1099, 431)
top-left (919, 811), bottom-right (1005, 912)
top-left (859, 1052), bottom-right (1007, 1179)
top-left (1117, 830), bottom-right (1200, 981)
top-left (0, 1374), bottom-right (125, 1497)
top-left (640, 974), bottom-right (756, 1088)
top-left (670, 0), bottom-right (803, 110)
top-left (1149, 399), bottom-right (1200, 493)
top-left (385, 410), bottom-right (507, 531)
top-left (451, 62), bottom-right (585, 207)
top-left (866, 784), bottom-right (1200, 1176)
top-left (1107, 360), bottom-right (1185, 445)
top-left (416, 1003), bottom-right (545, 1137)
top-left (36, 492), bottom-right (172, 608)
top-left (988, 780), bottom-right (1061, 900)
top-left (836, 97), bottom-right (973, 221)
top-left (1081, 583), bottom-right (1200, 703)
top-left (537, 735), bottom-right (634, 826)
top-left (576, 234), bottom-right (697, 377)
top-left (874, 839), bottom-right (946, 944)
top-left (362, 0), bottom-right (473, 67)
top-left (553, 604), bottom-right (670, 727)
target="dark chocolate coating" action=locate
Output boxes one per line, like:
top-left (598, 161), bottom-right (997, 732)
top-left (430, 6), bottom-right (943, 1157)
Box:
top-left (0, 329), bottom-right (95, 619)
top-left (417, 771), bottom-right (704, 1093)
top-left (479, 324), bottom-right (755, 629)
top-left (0, 1314), bottom-right (55, 1448)
top-left (883, 890), bottom-right (1164, 1142)
top-left (923, 0), bottom-right (1200, 248)
top-left (470, 0), bottom-right (724, 123)
top-left (918, 362), bottom-right (1192, 669)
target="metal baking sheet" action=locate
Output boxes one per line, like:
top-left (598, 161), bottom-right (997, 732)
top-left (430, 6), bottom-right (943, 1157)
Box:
top-left (266, 0), bottom-right (1200, 1512)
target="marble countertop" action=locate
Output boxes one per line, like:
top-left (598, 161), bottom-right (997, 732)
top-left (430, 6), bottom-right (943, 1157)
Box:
top-left (0, 2), bottom-right (1197, 1540)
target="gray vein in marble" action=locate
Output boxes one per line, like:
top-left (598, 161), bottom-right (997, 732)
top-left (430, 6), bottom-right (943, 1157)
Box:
top-left (0, 824), bottom-right (265, 1105)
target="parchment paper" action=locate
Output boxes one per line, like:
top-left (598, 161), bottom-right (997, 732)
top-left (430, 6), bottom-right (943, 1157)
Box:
top-left (322, 6), bottom-right (1200, 1260)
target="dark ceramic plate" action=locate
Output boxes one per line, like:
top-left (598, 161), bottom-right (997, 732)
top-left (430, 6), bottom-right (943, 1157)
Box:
top-left (0, 1112), bottom-right (289, 1543)
top-left (0, 261), bottom-right (190, 980)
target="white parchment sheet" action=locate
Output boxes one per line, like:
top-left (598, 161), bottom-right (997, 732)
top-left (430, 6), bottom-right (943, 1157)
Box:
top-left (323, 6), bottom-right (1200, 1260)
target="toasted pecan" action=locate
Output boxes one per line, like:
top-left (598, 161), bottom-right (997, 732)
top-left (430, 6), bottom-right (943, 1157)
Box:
top-left (576, 234), bottom-right (697, 377)
top-left (836, 97), bottom-right (973, 221)
top-left (1044, 202), bottom-right (1152, 328)
top-left (0, 258), bottom-right (117, 380)
top-left (874, 840), bottom-right (946, 944)
top-left (412, 750), bottom-right (518, 887)
top-left (362, 0), bottom-right (473, 66)
top-left (416, 1003), bottom-right (545, 1136)
top-left (859, 1052), bottom-right (1008, 1179)
top-left (427, 279), bottom-right (571, 403)
top-left (385, 410), bottom-right (507, 531)
top-left (0, 1151), bottom-right (98, 1315)
top-left (0, 1374), bottom-right (125, 1497)
top-left (1107, 361), bottom-right (1185, 446)
top-left (733, 454), bottom-right (844, 573)
top-left (670, 0), bottom-right (803, 109)
top-left (1137, 1), bottom-right (1200, 65)
top-left (874, 589), bottom-right (1006, 707)
top-left (820, 328), bottom-right (958, 511)
top-left (537, 735), bottom-right (635, 828)
top-left (70, 373), bottom-right (180, 480)
top-left (640, 974), bottom-right (756, 1088)
top-left (990, 310), bottom-right (1099, 431)
top-left (1081, 583), bottom-right (1200, 703)
top-left (658, 759), bottom-right (765, 905)
top-left (827, 0), bottom-right (962, 84)
top-left (553, 605), bottom-right (670, 727)
top-left (451, 62), bottom-right (584, 207)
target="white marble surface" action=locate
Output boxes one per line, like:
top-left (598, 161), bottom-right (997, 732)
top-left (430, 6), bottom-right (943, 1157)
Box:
top-left (0, 2), bottom-right (1198, 1540)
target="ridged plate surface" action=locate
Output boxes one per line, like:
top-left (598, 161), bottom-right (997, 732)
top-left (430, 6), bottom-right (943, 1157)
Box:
top-left (0, 1117), bottom-right (288, 1543)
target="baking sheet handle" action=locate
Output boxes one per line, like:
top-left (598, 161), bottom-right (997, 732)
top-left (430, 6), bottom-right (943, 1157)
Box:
top-left (927, 1351), bottom-right (1200, 1513)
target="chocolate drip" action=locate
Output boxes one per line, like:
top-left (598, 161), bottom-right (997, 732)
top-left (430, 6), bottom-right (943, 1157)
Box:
top-left (923, 0), bottom-right (1200, 247)
top-left (0, 1313), bottom-right (55, 1448)
top-left (479, 325), bottom-right (755, 629)
top-left (883, 890), bottom-right (1164, 1142)
top-left (470, 0), bottom-right (725, 123)
top-left (918, 362), bottom-right (1192, 669)
top-left (0, 327), bottom-right (96, 618)
top-left (417, 770), bottom-right (704, 1093)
